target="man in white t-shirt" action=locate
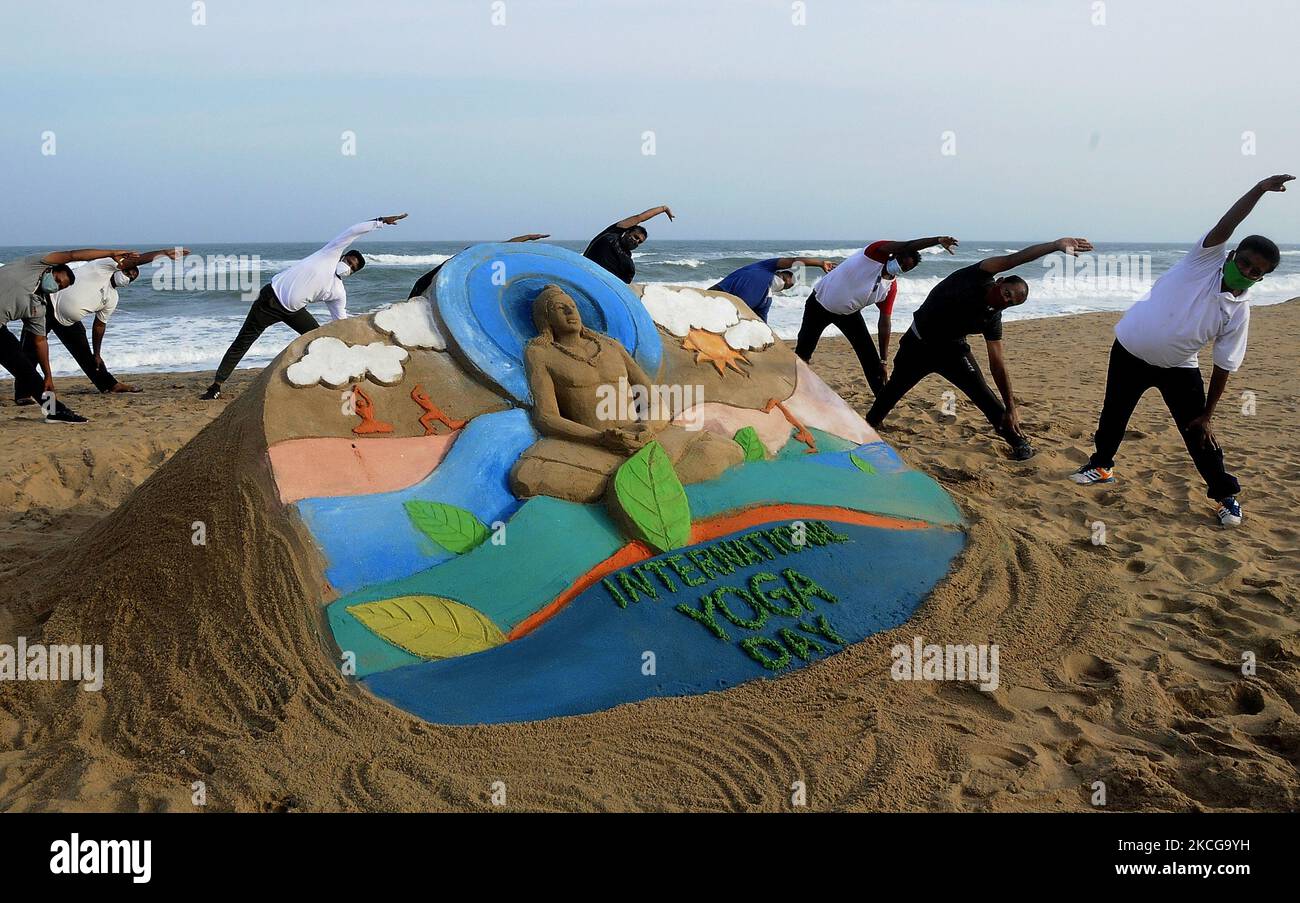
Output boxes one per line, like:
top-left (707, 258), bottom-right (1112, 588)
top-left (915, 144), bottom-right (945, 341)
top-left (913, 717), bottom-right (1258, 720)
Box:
top-left (202, 214), bottom-right (407, 399)
top-left (794, 236), bottom-right (958, 395)
top-left (1072, 174), bottom-right (1293, 527)
top-left (17, 248), bottom-right (189, 399)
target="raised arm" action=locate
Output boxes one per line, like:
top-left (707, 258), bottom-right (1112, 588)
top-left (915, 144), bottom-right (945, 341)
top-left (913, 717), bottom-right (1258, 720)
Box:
top-left (1204, 174), bottom-right (1294, 247)
top-left (41, 248), bottom-right (132, 266)
top-left (978, 237), bottom-right (1092, 274)
top-left (613, 205), bottom-right (674, 229)
top-left (872, 236), bottom-right (959, 258)
top-left (774, 256), bottom-right (837, 272)
top-left (317, 213), bottom-right (407, 256)
top-left (119, 247), bottom-right (190, 269)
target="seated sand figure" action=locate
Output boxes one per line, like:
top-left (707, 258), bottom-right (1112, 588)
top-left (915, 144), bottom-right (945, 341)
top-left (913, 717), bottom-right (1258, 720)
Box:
top-left (511, 284), bottom-right (743, 503)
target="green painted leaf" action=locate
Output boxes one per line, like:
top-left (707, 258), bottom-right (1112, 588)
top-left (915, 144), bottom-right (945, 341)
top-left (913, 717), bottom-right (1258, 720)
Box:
top-left (612, 440), bottom-right (691, 553)
top-left (347, 595), bottom-right (504, 659)
top-left (733, 426), bottom-right (766, 462)
top-left (404, 500), bottom-right (490, 554)
top-left (849, 452), bottom-right (876, 475)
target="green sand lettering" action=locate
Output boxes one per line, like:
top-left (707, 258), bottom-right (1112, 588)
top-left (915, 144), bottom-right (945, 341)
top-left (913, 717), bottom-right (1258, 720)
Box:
top-left (602, 577), bottom-right (629, 609)
top-left (778, 627), bottom-right (826, 661)
top-left (799, 614), bottom-right (846, 645)
top-left (748, 572), bottom-right (803, 617)
top-left (740, 635), bottom-right (791, 671)
top-left (640, 560), bottom-right (679, 593)
top-left (617, 568), bottom-right (658, 604)
top-left (665, 554), bottom-right (708, 588)
top-left (709, 586), bottom-right (768, 630)
top-left (675, 597), bottom-right (730, 641)
top-left (782, 568), bottom-right (839, 610)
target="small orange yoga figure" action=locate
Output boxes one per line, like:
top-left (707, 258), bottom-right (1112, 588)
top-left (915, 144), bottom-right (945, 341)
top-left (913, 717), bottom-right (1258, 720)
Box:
top-left (351, 385), bottom-right (393, 435)
top-left (411, 384), bottom-right (467, 435)
top-left (764, 397), bottom-right (817, 453)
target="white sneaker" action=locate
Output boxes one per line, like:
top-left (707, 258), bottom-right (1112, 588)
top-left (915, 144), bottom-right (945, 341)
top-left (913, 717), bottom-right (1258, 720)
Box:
top-left (1071, 465), bottom-right (1115, 485)
top-left (1215, 496), bottom-right (1243, 527)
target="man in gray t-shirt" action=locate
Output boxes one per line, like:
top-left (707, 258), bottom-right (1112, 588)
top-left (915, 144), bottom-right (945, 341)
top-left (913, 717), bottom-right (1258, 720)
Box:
top-left (1, 247), bottom-right (131, 423)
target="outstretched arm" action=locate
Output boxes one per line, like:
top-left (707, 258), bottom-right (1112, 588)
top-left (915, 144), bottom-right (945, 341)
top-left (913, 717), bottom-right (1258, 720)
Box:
top-left (42, 248), bottom-right (132, 266)
top-left (986, 339), bottom-right (1024, 437)
top-left (873, 236), bottom-right (959, 258)
top-left (1204, 174), bottom-right (1294, 247)
top-left (506, 233), bottom-right (550, 242)
top-left (978, 237), bottom-right (1092, 274)
top-left (317, 213), bottom-right (408, 256)
top-left (614, 205), bottom-right (674, 229)
top-left (773, 256), bottom-right (837, 272)
top-left (119, 247), bottom-right (190, 269)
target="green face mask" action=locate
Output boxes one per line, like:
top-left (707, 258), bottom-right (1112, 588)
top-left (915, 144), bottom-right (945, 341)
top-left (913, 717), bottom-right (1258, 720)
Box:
top-left (1223, 258), bottom-right (1260, 293)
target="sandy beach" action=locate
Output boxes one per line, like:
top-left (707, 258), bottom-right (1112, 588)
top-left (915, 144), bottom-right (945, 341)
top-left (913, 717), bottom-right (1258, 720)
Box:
top-left (1, 301), bottom-right (1296, 812)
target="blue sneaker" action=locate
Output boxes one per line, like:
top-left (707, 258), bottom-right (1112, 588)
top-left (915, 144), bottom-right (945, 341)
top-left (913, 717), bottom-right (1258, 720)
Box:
top-left (1215, 496), bottom-right (1242, 527)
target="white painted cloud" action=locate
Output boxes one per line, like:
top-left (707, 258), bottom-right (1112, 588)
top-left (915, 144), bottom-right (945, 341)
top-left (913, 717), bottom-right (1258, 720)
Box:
top-left (373, 297), bottom-right (446, 350)
top-left (640, 284), bottom-right (739, 337)
top-left (286, 336), bottom-right (409, 388)
top-left (723, 318), bottom-right (776, 351)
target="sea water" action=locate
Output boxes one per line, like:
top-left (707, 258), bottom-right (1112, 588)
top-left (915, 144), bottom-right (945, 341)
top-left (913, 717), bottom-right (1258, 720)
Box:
top-left (3, 239), bottom-right (1298, 377)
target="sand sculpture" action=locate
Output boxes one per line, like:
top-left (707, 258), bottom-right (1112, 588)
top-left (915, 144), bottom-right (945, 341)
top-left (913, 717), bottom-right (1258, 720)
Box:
top-left (511, 284), bottom-right (743, 504)
top-left (257, 242), bottom-right (966, 723)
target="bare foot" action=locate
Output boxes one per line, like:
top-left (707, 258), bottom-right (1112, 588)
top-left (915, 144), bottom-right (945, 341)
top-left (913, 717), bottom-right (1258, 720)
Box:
top-left (107, 382), bottom-right (141, 393)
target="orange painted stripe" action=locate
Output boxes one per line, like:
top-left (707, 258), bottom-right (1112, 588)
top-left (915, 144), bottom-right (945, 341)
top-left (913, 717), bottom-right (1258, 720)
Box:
top-left (506, 503), bottom-right (944, 641)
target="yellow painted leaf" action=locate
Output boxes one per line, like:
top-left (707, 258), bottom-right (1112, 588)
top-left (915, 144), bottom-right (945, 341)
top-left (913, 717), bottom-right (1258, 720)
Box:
top-left (347, 595), bottom-right (505, 660)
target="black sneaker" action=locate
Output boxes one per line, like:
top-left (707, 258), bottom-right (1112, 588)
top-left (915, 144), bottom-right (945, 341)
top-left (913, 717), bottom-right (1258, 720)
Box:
top-left (1009, 440), bottom-right (1036, 461)
top-left (15, 396), bottom-right (36, 406)
top-left (200, 383), bottom-right (222, 400)
top-left (45, 403), bottom-right (89, 424)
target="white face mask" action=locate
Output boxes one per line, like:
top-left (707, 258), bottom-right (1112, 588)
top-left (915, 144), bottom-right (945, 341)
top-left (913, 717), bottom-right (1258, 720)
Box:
top-left (111, 271), bottom-right (132, 288)
top-left (770, 275), bottom-right (787, 294)
top-left (335, 261), bottom-right (353, 279)
top-left (884, 259), bottom-right (903, 278)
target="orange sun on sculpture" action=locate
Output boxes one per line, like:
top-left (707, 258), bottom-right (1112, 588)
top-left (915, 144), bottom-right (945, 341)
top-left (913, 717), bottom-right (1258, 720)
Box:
top-left (682, 328), bottom-right (750, 376)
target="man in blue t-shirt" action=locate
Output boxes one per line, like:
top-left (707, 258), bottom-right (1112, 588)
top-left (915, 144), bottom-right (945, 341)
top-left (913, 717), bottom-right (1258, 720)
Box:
top-left (709, 256), bottom-right (836, 321)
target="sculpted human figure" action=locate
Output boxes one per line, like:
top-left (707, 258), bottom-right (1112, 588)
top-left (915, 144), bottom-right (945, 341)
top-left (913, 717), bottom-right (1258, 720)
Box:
top-left (510, 284), bottom-right (742, 503)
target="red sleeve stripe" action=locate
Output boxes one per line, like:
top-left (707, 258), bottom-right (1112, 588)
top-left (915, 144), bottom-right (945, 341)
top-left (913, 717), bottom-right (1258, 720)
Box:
top-left (864, 240), bottom-right (892, 264)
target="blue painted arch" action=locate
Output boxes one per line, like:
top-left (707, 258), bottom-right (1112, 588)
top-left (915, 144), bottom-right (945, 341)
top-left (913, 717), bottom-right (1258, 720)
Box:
top-left (433, 242), bottom-right (662, 403)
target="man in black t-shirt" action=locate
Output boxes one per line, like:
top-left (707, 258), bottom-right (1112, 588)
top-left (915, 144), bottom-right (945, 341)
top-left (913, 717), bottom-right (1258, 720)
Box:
top-left (866, 237), bottom-right (1093, 461)
top-left (583, 205), bottom-right (674, 283)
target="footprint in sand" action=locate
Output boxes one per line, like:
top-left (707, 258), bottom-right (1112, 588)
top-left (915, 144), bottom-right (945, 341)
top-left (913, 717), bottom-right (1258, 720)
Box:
top-left (1061, 652), bottom-right (1118, 688)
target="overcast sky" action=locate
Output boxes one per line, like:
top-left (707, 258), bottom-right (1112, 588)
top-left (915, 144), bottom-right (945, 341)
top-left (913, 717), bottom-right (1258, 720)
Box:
top-left (4, 0), bottom-right (1297, 244)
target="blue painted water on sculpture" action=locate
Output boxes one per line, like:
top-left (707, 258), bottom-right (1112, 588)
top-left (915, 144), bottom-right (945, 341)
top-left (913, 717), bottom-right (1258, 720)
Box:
top-left (811, 440), bottom-right (911, 474)
top-left (363, 518), bottom-right (965, 724)
top-left (297, 408), bottom-right (538, 593)
top-left (434, 242), bottom-right (663, 402)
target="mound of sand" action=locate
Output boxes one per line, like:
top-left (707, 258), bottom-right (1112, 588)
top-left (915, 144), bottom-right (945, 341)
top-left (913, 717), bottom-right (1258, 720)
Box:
top-left (1, 302), bottom-right (1297, 812)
